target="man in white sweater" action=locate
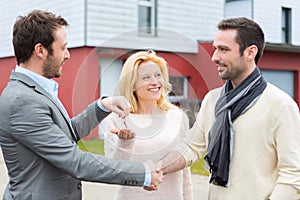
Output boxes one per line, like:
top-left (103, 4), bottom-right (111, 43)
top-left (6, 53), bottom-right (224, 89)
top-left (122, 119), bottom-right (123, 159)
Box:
top-left (159, 17), bottom-right (300, 200)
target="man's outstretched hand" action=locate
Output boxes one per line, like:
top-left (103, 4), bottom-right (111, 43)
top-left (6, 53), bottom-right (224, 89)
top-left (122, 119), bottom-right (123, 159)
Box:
top-left (144, 169), bottom-right (164, 191)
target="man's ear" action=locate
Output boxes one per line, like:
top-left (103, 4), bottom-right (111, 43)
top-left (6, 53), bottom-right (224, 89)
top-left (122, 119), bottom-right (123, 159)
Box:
top-left (245, 45), bottom-right (258, 61)
top-left (34, 43), bottom-right (47, 58)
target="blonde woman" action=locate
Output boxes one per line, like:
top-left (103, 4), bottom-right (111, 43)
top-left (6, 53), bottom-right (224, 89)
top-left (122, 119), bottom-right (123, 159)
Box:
top-left (103, 50), bottom-right (193, 199)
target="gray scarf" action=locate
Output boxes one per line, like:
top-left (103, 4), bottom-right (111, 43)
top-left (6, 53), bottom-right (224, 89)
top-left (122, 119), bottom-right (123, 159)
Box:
top-left (205, 67), bottom-right (267, 187)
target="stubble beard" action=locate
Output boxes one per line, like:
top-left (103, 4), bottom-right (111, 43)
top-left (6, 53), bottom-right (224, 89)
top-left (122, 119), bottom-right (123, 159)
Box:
top-left (43, 55), bottom-right (63, 79)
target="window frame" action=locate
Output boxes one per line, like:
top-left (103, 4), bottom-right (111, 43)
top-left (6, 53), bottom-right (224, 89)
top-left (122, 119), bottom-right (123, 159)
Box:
top-left (138, 0), bottom-right (157, 36)
top-left (168, 76), bottom-right (188, 102)
top-left (281, 7), bottom-right (292, 44)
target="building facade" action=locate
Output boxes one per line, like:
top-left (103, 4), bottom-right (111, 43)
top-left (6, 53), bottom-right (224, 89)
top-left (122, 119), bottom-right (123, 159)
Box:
top-left (0, 0), bottom-right (299, 139)
top-left (225, 0), bottom-right (300, 101)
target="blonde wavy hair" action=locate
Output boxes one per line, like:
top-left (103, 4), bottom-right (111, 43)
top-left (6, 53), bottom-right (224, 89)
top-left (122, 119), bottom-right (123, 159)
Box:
top-left (119, 50), bottom-right (178, 113)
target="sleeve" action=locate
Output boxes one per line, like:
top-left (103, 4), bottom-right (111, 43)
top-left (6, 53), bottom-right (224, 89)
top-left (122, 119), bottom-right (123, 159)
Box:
top-left (103, 114), bottom-right (118, 158)
top-left (71, 101), bottom-right (109, 139)
top-left (10, 95), bottom-right (146, 186)
top-left (103, 113), bottom-right (135, 160)
top-left (269, 100), bottom-right (300, 200)
top-left (182, 167), bottom-right (193, 200)
top-left (173, 95), bottom-right (209, 167)
top-left (175, 111), bottom-right (194, 200)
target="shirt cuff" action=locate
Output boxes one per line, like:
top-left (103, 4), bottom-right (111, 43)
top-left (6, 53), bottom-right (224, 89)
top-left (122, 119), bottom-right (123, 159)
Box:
top-left (97, 96), bottom-right (110, 112)
top-left (143, 163), bottom-right (151, 186)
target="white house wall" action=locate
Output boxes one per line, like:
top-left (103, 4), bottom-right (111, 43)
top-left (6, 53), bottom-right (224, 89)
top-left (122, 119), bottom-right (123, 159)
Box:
top-left (156, 0), bottom-right (224, 42)
top-left (253, 0), bottom-right (300, 45)
top-left (225, 0), bottom-right (300, 45)
top-left (0, 0), bottom-right (86, 58)
top-left (86, 0), bottom-right (138, 47)
top-left (2, 0), bottom-right (300, 58)
top-left (0, 0), bottom-right (224, 57)
top-left (225, 0), bottom-right (252, 19)
top-left (86, 0), bottom-right (224, 53)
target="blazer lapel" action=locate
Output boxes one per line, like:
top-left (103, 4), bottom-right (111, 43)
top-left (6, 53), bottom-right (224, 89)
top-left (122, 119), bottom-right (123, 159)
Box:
top-left (10, 71), bottom-right (79, 141)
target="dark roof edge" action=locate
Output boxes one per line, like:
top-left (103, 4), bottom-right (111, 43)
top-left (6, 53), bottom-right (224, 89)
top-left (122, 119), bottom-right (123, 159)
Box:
top-left (197, 41), bottom-right (300, 53)
top-left (265, 42), bottom-right (300, 53)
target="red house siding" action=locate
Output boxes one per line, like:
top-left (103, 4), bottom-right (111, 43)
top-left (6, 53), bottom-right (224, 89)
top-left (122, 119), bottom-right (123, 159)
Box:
top-left (200, 42), bottom-right (300, 106)
top-left (0, 47), bottom-right (101, 139)
top-left (259, 50), bottom-right (300, 105)
top-left (1, 44), bottom-right (299, 139)
top-left (0, 57), bottom-right (16, 92)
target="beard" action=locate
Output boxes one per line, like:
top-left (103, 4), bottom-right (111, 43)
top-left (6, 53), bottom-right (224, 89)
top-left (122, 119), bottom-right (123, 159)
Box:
top-left (43, 54), bottom-right (63, 79)
top-left (217, 58), bottom-right (247, 81)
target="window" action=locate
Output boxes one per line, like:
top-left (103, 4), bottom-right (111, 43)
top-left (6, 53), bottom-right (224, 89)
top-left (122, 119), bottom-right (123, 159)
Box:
top-left (281, 7), bottom-right (291, 43)
top-left (168, 76), bottom-right (188, 102)
top-left (138, 0), bottom-right (157, 36)
top-left (261, 69), bottom-right (294, 98)
top-left (100, 58), bottom-right (123, 96)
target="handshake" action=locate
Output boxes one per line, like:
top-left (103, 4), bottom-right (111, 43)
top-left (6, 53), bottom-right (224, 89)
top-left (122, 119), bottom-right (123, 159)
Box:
top-left (142, 152), bottom-right (185, 191)
top-left (143, 161), bottom-right (165, 191)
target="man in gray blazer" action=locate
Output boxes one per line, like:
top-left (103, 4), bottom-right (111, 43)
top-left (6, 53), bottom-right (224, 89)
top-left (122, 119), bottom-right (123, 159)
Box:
top-left (0, 10), bottom-right (162, 200)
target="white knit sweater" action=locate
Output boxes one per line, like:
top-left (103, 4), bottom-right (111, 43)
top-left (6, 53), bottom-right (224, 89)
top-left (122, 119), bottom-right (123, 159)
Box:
top-left (175, 83), bottom-right (300, 200)
top-left (103, 109), bottom-right (193, 200)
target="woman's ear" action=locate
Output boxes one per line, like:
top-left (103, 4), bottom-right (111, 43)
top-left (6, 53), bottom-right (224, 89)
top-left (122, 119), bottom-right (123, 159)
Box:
top-left (133, 84), bottom-right (136, 91)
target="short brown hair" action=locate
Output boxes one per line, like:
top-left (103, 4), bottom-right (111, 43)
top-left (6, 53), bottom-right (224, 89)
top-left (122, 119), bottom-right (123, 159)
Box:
top-left (217, 17), bottom-right (265, 64)
top-left (13, 10), bottom-right (68, 64)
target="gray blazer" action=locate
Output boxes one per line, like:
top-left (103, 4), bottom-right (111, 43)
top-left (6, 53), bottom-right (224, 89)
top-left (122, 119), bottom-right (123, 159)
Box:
top-left (0, 72), bottom-right (145, 200)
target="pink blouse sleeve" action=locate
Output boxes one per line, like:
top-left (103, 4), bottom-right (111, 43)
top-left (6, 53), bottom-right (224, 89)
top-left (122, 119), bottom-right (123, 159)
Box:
top-left (182, 167), bottom-right (193, 200)
top-left (181, 112), bottom-right (194, 200)
top-left (103, 113), bottom-right (135, 160)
